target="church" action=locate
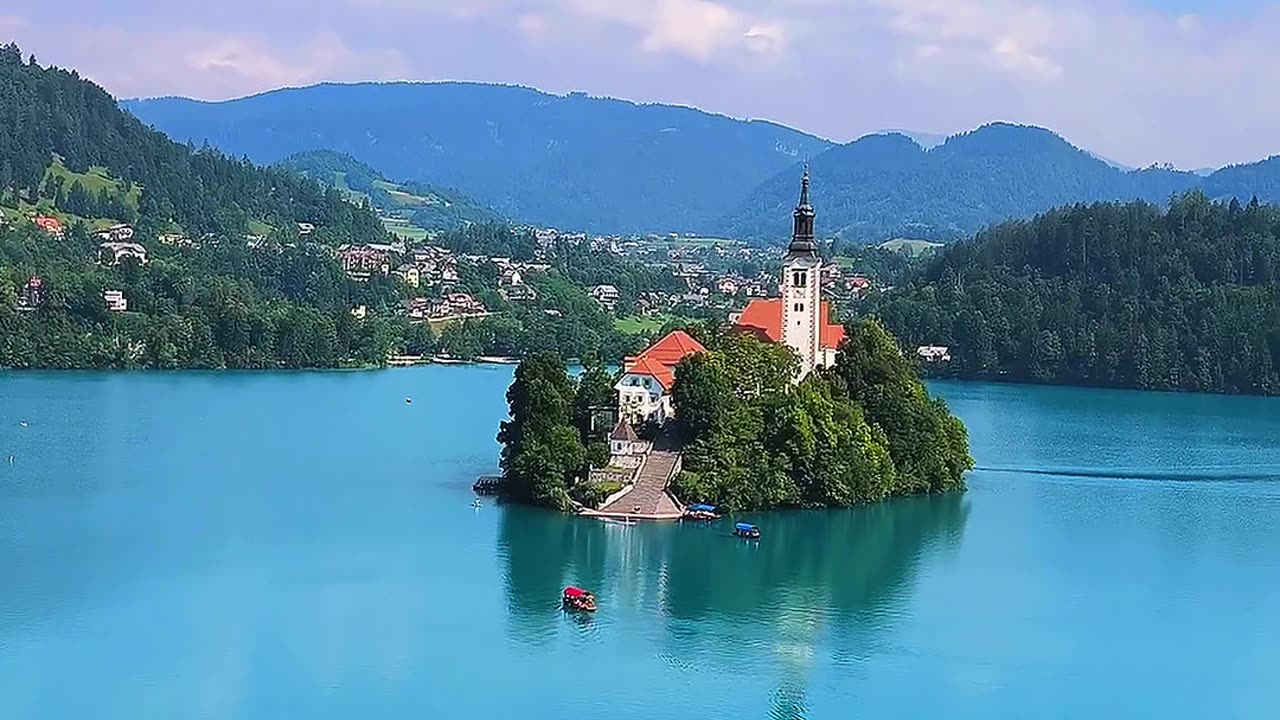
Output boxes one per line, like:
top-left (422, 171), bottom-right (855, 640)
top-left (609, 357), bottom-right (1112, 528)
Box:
top-left (733, 168), bottom-right (845, 377)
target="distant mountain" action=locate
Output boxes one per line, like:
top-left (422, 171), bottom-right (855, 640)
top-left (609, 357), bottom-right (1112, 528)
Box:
top-left (123, 83), bottom-right (832, 234)
top-left (871, 129), bottom-right (948, 149)
top-left (723, 123), bottom-right (1280, 242)
top-left (276, 149), bottom-right (501, 231)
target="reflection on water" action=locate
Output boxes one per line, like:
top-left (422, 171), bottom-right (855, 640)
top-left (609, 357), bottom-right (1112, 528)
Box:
top-left (498, 493), bottom-right (970, 712)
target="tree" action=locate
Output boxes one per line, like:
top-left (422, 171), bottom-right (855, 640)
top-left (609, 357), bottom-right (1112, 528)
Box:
top-left (497, 354), bottom-right (584, 510)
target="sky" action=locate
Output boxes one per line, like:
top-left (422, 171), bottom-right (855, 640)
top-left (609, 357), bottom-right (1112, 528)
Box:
top-left (3, 0), bottom-right (1278, 169)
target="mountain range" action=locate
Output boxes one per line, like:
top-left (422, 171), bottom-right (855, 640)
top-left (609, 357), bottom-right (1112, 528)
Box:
top-left (124, 83), bottom-right (1280, 242)
top-left (123, 83), bottom-right (828, 236)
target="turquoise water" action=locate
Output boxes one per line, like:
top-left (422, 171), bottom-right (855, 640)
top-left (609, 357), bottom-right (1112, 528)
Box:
top-left (2, 370), bottom-right (1279, 719)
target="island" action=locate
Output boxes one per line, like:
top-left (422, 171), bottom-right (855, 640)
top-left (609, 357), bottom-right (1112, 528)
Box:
top-left (496, 172), bottom-right (972, 513)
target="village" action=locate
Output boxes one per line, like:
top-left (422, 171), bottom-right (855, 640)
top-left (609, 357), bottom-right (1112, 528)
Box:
top-left (5, 205), bottom-right (951, 368)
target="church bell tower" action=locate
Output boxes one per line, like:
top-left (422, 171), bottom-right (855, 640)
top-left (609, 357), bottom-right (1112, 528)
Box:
top-left (781, 166), bottom-right (823, 377)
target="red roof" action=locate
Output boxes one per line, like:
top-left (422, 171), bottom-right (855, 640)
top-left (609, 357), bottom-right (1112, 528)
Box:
top-left (622, 330), bottom-right (707, 390)
top-left (639, 330), bottom-right (706, 365)
top-left (625, 354), bottom-right (677, 390)
top-left (734, 299), bottom-right (845, 351)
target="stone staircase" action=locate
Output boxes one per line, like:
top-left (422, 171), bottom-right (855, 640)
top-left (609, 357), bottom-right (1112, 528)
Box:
top-left (598, 449), bottom-right (682, 517)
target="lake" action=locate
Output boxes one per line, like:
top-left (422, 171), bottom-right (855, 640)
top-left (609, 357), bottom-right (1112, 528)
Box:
top-left (2, 369), bottom-right (1279, 719)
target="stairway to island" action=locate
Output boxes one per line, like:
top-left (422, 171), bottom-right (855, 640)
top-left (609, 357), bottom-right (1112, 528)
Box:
top-left (591, 448), bottom-right (683, 520)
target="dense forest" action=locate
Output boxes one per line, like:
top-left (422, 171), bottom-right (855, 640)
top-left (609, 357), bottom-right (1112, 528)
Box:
top-left (670, 323), bottom-right (970, 511)
top-left (868, 193), bottom-right (1280, 395)
top-left (496, 320), bottom-right (972, 513)
top-left (724, 124), bottom-right (1280, 242)
top-left (124, 83), bottom-right (830, 234)
top-left (0, 45), bottom-right (384, 243)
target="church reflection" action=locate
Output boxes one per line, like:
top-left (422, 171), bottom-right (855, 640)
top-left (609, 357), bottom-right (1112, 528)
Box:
top-left (496, 493), bottom-right (969, 714)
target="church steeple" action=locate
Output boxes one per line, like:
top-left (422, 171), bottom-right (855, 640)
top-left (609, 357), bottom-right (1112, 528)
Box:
top-left (788, 164), bottom-right (817, 257)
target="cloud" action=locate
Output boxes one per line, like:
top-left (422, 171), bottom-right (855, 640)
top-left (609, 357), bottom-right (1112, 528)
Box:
top-left (5, 0), bottom-right (1280, 168)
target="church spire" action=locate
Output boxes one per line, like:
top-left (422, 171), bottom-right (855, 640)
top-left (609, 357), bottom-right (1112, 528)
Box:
top-left (788, 164), bottom-right (817, 257)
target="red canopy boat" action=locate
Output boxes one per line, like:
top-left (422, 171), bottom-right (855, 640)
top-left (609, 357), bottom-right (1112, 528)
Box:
top-left (563, 586), bottom-right (597, 612)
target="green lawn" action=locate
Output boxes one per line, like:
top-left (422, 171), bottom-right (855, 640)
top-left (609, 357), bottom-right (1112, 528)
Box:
top-left (878, 238), bottom-right (944, 256)
top-left (615, 313), bottom-right (685, 335)
top-left (44, 158), bottom-right (142, 208)
top-left (382, 216), bottom-right (428, 240)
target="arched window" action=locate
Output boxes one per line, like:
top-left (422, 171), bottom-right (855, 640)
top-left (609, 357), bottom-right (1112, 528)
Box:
top-left (792, 270), bottom-right (807, 288)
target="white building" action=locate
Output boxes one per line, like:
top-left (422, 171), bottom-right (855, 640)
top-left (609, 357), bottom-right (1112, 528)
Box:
top-left (103, 289), bottom-right (127, 312)
top-left (99, 242), bottom-right (148, 266)
top-left (733, 168), bottom-right (845, 379)
top-left (917, 345), bottom-right (952, 363)
top-left (614, 330), bottom-right (706, 425)
top-left (592, 284), bottom-right (620, 309)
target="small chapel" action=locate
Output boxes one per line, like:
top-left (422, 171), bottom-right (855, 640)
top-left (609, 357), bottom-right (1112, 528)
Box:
top-left (733, 168), bottom-right (845, 377)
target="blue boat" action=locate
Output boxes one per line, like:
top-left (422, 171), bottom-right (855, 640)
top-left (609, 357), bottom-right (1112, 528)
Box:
top-left (684, 503), bottom-right (719, 521)
top-left (733, 522), bottom-right (761, 539)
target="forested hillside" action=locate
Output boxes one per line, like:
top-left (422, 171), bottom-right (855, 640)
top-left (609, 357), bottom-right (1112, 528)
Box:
top-left (867, 193), bottom-right (1280, 395)
top-left (123, 82), bottom-right (832, 234)
top-left (276, 150), bottom-right (501, 231)
top-left (724, 124), bottom-right (1280, 242)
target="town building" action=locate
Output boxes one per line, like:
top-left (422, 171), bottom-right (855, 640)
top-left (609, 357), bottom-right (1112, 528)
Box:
top-left (18, 276), bottom-right (43, 310)
top-left (94, 224), bottom-right (135, 242)
top-left (157, 232), bottom-right (192, 247)
top-left (591, 284), bottom-right (620, 309)
top-left (732, 169), bottom-right (845, 378)
top-left (103, 289), bottom-right (128, 312)
top-left (338, 245), bottom-right (391, 279)
top-left (615, 330), bottom-right (706, 425)
top-left (99, 242), bottom-right (148, 266)
top-left (392, 263), bottom-right (420, 288)
top-left (297, 222), bottom-right (316, 236)
top-left (917, 345), bottom-right (952, 363)
top-left (34, 215), bottom-right (63, 237)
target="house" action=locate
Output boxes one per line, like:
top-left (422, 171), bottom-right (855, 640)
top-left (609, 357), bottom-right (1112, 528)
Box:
top-left (94, 224), bottom-right (134, 242)
top-left (731, 168), bottom-right (845, 377)
top-left (445, 292), bottom-right (486, 315)
top-left (615, 330), bottom-right (706, 425)
top-left (716, 278), bottom-right (739, 295)
top-left (99, 242), bottom-right (149, 266)
top-left (351, 305), bottom-right (368, 320)
top-left (592, 284), bottom-right (620, 309)
top-left (338, 245), bottom-right (390, 279)
top-left (392, 263), bottom-right (420, 288)
top-left (917, 345), bottom-right (951, 363)
top-left (103, 289), bottom-right (128, 312)
top-left (34, 215), bottom-right (63, 237)
top-left (157, 232), bottom-right (191, 247)
top-left (297, 222), bottom-right (316, 236)
top-left (17, 276), bottom-right (43, 310)
top-left (500, 284), bottom-right (538, 302)
top-left (499, 268), bottom-right (523, 287)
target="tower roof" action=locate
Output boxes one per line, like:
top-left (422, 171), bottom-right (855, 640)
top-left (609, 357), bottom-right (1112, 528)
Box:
top-left (788, 165), bottom-right (818, 258)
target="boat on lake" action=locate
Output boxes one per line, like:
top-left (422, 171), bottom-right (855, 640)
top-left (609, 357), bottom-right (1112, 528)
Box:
top-left (684, 504), bottom-right (719, 521)
top-left (562, 586), bottom-right (597, 612)
top-left (733, 522), bottom-right (761, 540)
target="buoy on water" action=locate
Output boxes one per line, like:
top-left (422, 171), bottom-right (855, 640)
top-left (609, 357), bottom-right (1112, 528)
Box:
top-left (19, 421), bottom-right (28, 428)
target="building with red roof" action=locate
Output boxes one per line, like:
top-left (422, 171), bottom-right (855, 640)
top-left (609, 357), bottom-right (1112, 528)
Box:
top-left (615, 329), bottom-right (707, 425)
top-left (731, 168), bottom-right (845, 377)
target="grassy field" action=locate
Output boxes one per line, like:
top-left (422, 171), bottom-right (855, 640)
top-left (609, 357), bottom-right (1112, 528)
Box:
top-left (878, 238), bottom-right (944, 256)
top-left (382, 216), bottom-right (429, 240)
top-left (44, 158), bottom-right (142, 207)
top-left (615, 313), bottom-right (686, 335)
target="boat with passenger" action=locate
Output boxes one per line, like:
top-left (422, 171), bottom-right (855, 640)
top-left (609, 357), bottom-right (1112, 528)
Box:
top-left (733, 522), bottom-right (761, 540)
top-left (684, 504), bottom-right (719, 521)
top-left (562, 586), bottom-right (597, 612)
